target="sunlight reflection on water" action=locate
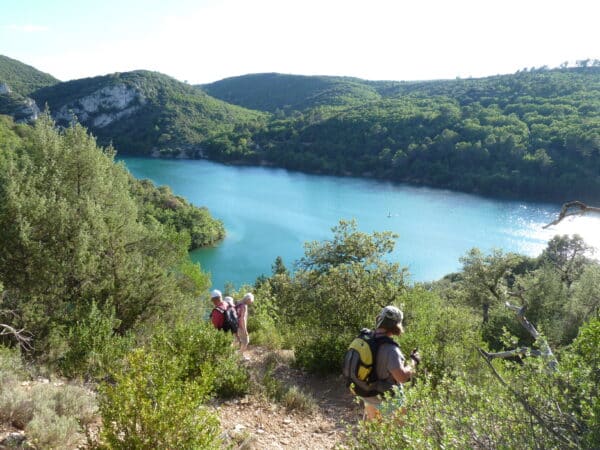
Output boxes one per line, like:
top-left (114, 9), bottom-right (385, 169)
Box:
top-left (527, 215), bottom-right (600, 258)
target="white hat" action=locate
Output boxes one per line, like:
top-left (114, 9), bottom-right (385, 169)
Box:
top-left (224, 296), bottom-right (235, 307)
top-left (242, 293), bottom-right (254, 304)
top-left (210, 289), bottom-right (222, 299)
top-left (376, 305), bottom-right (403, 329)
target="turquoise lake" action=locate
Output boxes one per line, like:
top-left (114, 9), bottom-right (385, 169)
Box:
top-left (121, 157), bottom-right (600, 290)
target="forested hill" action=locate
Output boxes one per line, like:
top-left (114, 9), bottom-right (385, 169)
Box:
top-left (0, 55), bottom-right (59, 96)
top-left (2, 55), bottom-right (600, 201)
top-left (0, 55), bottom-right (59, 122)
top-left (29, 70), bottom-right (268, 157)
top-left (202, 68), bottom-right (600, 201)
top-left (200, 73), bottom-right (381, 112)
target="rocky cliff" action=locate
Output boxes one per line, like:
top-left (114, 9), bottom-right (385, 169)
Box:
top-left (53, 83), bottom-right (146, 128)
top-left (0, 82), bottom-right (40, 123)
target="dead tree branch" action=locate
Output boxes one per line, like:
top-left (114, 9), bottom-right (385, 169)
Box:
top-left (544, 201), bottom-right (600, 228)
top-left (481, 300), bottom-right (558, 371)
top-left (0, 323), bottom-right (33, 352)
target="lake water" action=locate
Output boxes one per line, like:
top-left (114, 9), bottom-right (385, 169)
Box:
top-left (120, 157), bottom-right (600, 290)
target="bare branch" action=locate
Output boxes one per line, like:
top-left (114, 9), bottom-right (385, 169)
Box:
top-left (544, 201), bottom-right (600, 228)
top-left (0, 323), bottom-right (33, 352)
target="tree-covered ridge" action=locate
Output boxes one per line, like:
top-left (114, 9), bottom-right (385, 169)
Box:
top-left (0, 55), bottom-right (59, 96)
top-left (2, 55), bottom-right (600, 201)
top-left (247, 68), bottom-right (600, 201)
top-left (31, 70), bottom-right (269, 157)
top-left (200, 72), bottom-right (381, 113)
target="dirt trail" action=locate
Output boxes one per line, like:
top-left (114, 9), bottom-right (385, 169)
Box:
top-left (214, 346), bottom-right (362, 449)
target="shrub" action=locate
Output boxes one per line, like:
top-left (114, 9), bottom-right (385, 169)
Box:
top-left (259, 358), bottom-right (317, 414)
top-left (0, 345), bottom-right (27, 388)
top-left (293, 331), bottom-right (350, 375)
top-left (0, 387), bottom-right (34, 429)
top-left (49, 384), bottom-right (97, 426)
top-left (98, 347), bottom-right (221, 449)
top-left (348, 327), bottom-right (599, 450)
top-left (0, 381), bottom-right (96, 447)
top-left (59, 302), bottom-right (133, 380)
top-left (152, 321), bottom-right (250, 398)
top-left (281, 386), bottom-right (317, 413)
top-left (26, 408), bottom-right (84, 449)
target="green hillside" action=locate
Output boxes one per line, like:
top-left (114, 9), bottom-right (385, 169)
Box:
top-left (0, 54), bottom-right (59, 96)
top-left (32, 70), bottom-right (269, 158)
top-left (3, 55), bottom-right (600, 201)
top-left (225, 68), bottom-right (599, 201)
top-left (200, 72), bottom-right (381, 113)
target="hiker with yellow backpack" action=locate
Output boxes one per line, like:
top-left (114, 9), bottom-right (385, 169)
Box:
top-left (343, 305), bottom-right (420, 420)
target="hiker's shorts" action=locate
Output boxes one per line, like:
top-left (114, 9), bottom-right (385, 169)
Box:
top-left (360, 385), bottom-right (405, 416)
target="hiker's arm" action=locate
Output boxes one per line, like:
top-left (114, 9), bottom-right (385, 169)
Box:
top-left (389, 360), bottom-right (416, 384)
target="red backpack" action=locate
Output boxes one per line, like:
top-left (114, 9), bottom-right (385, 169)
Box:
top-left (212, 305), bottom-right (239, 333)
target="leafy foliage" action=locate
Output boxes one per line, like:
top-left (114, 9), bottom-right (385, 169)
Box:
top-left (0, 115), bottom-right (213, 370)
top-left (98, 321), bottom-right (246, 448)
top-left (348, 316), bottom-right (600, 449)
top-left (98, 346), bottom-right (221, 449)
top-left (130, 178), bottom-right (225, 249)
top-left (257, 219), bottom-right (408, 374)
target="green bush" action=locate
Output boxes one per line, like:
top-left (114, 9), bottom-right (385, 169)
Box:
top-left (281, 386), bottom-right (317, 413)
top-left (152, 321), bottom-right (250, 398)
top-left (97, 321), bottom-right (250, 448)
top-left (272, 220), bottom-right (407, 374)
top-left (0, 381), bottom-right (96, 447)
top-left (0, 387), bottom-right (34, 429)
top-left (98, 347), bottom-right (221, 449)
top-left (59, 302), bottom-right (133, 380)
top-left (294, 331), bottom-right (350, 375)
top-left (259, 357), bottom-right (317, 414)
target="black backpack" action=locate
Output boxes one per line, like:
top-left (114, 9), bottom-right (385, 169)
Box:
top-left (342, 328), bottom-right (398, 397)
top-left (214, 305), bottom-right (239, 333)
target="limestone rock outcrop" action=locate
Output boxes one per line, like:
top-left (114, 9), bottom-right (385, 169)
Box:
top-left (54, 83), bottom-right (146, 128)
top-left (0, 82), bottom-right (41, 123)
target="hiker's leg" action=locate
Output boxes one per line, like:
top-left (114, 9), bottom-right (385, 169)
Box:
top-left (363, 403), bottom-right (381, 421)
top-left (238, 327), bottom-right (249, 353)
top-left (361, 397), bottom-right (382, 421)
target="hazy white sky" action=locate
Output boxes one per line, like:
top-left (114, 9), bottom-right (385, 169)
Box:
top-left (2, 0), bottom-right (598, 84)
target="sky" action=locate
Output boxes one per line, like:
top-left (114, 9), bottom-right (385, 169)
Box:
top-left (2, 0), bottom-right (599, 85)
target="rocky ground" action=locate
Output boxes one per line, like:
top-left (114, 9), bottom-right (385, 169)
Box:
top-left (214, 346), bottom-right (362, 449)
top-left (0, 346), bottom-right (362, 449)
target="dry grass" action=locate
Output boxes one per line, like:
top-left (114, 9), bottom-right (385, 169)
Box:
top-left (0, 349), bottom-right (98, 449)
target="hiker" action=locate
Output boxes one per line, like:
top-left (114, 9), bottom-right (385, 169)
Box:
top-left (359, 305), bottom-right (420, 420)
top-left (235, 292), bottom-right (254, 359)
top-left (224, 296), bottom-right (236, 309)
top-left (209, 289), bottom-right (238, 333)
